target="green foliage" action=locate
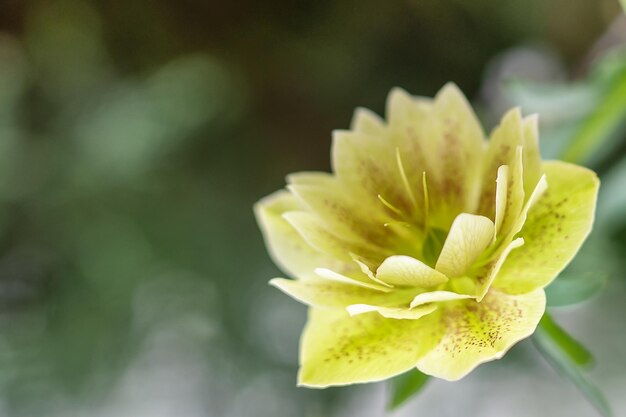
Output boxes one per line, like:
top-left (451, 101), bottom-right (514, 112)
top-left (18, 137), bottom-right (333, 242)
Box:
top-left (388, 369), bottom-right (430, 410)
top-left (546, 272), bottom-right (607, 307)
top-left (533, 314), bottom-right (612, 416)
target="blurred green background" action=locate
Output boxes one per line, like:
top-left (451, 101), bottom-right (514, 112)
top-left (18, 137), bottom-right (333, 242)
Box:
top-left (0, 0), bottom-right (625, 416)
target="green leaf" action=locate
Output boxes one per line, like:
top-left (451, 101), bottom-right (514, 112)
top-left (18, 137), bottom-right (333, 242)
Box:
top-left (620, 0), bottom-right (626, 14)
top-left (561, 72), bottom-right (626, 165)
top-left (387, 369), bottom-right (430, 410)
top-left (537, 313), bottom-right (593, 366)
top-left (546, 273), bottom-right (607, 307)
top-left (533, 314), bottom-right (611, 416)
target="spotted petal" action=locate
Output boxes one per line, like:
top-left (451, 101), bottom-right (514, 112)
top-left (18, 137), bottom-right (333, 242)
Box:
top-left (298, 308), bottom-right (442, 387)
top-left (494, 161), bottom-right (599, 294)
top-left (416, 288), bottom-right (546, 381)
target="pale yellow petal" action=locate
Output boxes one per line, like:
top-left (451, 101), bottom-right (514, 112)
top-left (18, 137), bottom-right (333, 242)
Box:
top-left (385, 87), bottom-right (425, 126)
top-left (314, 268), bottom-right (392, 292)
top-left (282, 211), bottom-right (382, 267)
top-left (497, 146), bottom-right (525, 239)
top-left (504, 174), bottom-right (548, 242)
top-left (331, 129), bottom-right (413, 219)
top-left (386, 84), bottom-right (485, 229)
top-left (475, 237), bottom-right (524, 301)
top-left (410, 291), bottom-right (474, 308)
top-left (494, 161), bottom-right (599, 294)
top-left (254, 190), bottom-right (347, 278)
top-left (298, 308), bottom-right (442, 387)
top-left (353, 257), bottom-right (394, 288)
top-left (346, 303), bottom-right (437, 320)
top-left (376, 255), bottom-right (449, 287)
top-left (270, 277), bottom-right (416, 309)
top-left (416, 288), bottom-right (546, 381)
top-left (494, 165), bottom-right (509, 238)
top-left (350, 107), bottom-right (386, 135)
top-left (479, 108), bottom-right (524, 219)
top-left (522, 114), bottom-right (543, 196)
top-left (435, 213), bottom-right (495, 277)
top-left (287, 181), bottom-right (394, 257)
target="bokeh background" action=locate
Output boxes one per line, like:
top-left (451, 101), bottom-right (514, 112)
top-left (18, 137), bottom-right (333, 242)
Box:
top-left (0, 0), bottom-right (625, 416)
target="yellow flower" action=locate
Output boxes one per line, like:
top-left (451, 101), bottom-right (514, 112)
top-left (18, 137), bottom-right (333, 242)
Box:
top-left (254, 84), bottom-right (599, 387)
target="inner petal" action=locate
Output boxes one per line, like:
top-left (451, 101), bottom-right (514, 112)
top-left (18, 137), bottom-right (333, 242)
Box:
top-left (376, 255), bottom-right (449, 287)
top-left (435, 213), bottom-right (495, 278)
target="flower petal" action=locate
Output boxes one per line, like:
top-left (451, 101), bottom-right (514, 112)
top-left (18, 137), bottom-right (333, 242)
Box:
top-left (475, 237), bottom-right (524, 301)
top-left (287, 180), bottom-right (396, 255)
top-left (254, 190), bottom-right (348, 278)
top-left (493, 161), bottom-right (599, 294)
top-left (424, 84), bottom-right (486, 226)
top-left (493, 165), bottom-right (508, 238)
top-left (410, 291), bottom-right (474, 308)
top-left (387, 84), bottom-right (485, 229)
top-left (416, 288), bottom-right (546, 381)
top-left (435, 213), bottom-right (495, 278)
top-left (331, 129), bottom-right (413, 219)
top-left (346, 303), bottom-right (437, 320)
top-left (521, 114), bottom-right (543, 197)
top-left (497, 146), bottom-right (525, 239)
top-left (376, 255), bottom-right (449, 287)
top-left (282, 211), bottom-right (382, 267)
top-left (298, 308), bottom-right (442, 387)
top-left (314, 268), bottom-right (392, 292)
top-left (350, 107), bottom-right (386, 135)
top-left (478, 108), bottom-right (524, 220)
top-left (270, 277), bottom-right (416, 309)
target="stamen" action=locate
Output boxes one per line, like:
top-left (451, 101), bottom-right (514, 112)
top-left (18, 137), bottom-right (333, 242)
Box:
top-left (377, 194), bottom-right (403, 216)
top-left (422, 171), bottom-right (430, 232)
top-left (383, 221), bottom-right (413, 228)
top-left (395, 148), bottom-right (418, 211)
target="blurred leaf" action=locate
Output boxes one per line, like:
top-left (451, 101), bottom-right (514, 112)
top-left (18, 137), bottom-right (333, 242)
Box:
top-left (537, 314), bottom-right (593, 366)
top-left (507, 81), bottom-right (599, 124)
top-left (387, 369), bottom-right (430, 410)
top-left (546, 273), bottom-right (607, 307)
top-left (505, 48), bottom-right (626, 165)
top-left (620, 0), bottom-right (626, 14)
top-left (562, 73), bottom-right (626, 164)
top-left (533, 314), bottom-right (611, 416)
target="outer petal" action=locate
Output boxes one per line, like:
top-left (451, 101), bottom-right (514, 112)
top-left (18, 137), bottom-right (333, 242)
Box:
top-left (270, 277), bottom-right (417, 309)
top-left (376, 255), bottom-right (448, 287)
top-left (350, 107), bottom-right (386, 135)
top-left (254, 190), bottom-right (349, 278)
top-left (416, 288), bottom-right (546, 381)
top-left (494, 161), bottom-right (599, 294)
top-left (298, 308), bottom-right (442, 387)
top-left (435, 213), bottom-right (495, 278)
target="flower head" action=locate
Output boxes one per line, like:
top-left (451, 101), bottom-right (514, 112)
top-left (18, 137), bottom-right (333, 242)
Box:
top-left (254, 84), bottom-right (599, 386)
